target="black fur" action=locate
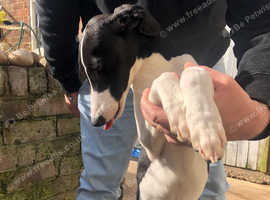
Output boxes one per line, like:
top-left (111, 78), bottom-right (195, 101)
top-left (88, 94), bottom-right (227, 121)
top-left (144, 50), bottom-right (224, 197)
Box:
top-left (79, 1), bottom-right (229, 100)
top-left (80, 4), bottom-right (160, 100)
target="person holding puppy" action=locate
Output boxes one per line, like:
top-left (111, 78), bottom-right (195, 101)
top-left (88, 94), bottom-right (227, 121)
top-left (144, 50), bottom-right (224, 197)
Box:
top-left (140, 2), bottom-right (270, 200)
top-left (36, 0), bottom-right (270, 200)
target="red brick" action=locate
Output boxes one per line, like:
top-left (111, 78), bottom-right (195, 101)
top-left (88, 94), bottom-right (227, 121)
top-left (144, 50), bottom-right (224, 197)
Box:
top-left (16, 144), bottom-right (35, 167)
top-left (0, 145), bottom-right (17, 172)
top-left (29, 67), bottom-right (48, 95)
top-left (3, 119), bottom-right (56, 145)
top-left (7, 160), bottom-right (57, 192)
top-left (0, 99), bottom-right (31, 121)
top-left (33, 96), bottom-right (71, 117)
top-left (57, 118), bottom-right (80, 136)
top-left (2, 0), bottom-right (31, 49)
top-left (8, 66), bottom-right (28, 97)
top-left (60, 155), bottom-right (83, 176)
top-left (0, 69), bottom-right (8, 96)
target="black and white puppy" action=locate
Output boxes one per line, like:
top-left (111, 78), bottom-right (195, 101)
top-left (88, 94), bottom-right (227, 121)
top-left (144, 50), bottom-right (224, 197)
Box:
top-left (79, 4), bottom-right (226, 200)
top-left (79, 4), bottom-right (161, 128)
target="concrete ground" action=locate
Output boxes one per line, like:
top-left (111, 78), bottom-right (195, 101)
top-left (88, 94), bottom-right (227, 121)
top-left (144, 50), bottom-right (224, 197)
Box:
top-left (123, 161), bottom-right (270, 200)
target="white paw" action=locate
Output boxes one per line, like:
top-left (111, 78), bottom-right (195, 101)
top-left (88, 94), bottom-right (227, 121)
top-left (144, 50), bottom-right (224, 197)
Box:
top-left (189, 120), bottom-right (227, 163)
top-left (180, 67), bottom-right (227, 162)
top-left (148, 68), bottom-right (227, 163)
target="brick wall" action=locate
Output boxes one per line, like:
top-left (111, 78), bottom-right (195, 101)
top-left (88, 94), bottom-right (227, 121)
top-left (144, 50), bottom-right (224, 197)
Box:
top-left (0, 53), bottom-right (83, 199)
top-left (1, 0), bottom-right (32, 49)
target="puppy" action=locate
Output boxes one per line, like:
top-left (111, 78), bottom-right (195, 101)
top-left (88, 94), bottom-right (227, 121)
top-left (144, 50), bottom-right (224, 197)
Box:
top-left (79, 4), bottom-right (226, 200)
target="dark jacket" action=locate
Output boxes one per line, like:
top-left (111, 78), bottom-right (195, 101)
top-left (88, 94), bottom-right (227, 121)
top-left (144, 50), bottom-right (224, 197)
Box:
top-left (36, 0), bottom-right (270, 138)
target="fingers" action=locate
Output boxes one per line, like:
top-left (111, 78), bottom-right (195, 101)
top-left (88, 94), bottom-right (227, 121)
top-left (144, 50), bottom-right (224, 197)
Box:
top-left (141, 87), bottom-right (191, 144)
top-left (184, 62), bottom-right (218, 79)
top-left (141, 88), bottom-right (171, 132)
top-left (64, 93), bottom-right (80, 117)
top-left (141, 89), bottom-right (186, 144)
top-left (184, 62), bottom-right (232, 93)
top-left (184, 62), bottom-right (197, 69)
top-left (164, 134), bottom-right (178, 144)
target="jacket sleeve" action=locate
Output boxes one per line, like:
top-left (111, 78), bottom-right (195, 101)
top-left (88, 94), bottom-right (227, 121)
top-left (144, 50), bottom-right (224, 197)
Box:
top-left (35, 0), bottom-right (99, 93)
top-left (226, 0), bottom-right (270, 139)
top-left (235, 33), bottom-right (270, 140)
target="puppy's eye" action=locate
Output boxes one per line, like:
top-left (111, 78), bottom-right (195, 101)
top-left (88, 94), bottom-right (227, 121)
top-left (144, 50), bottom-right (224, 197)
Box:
top-left (96, 59), bottom-right (103, 71)
top-left (89, 58), bottom-right (102, 71)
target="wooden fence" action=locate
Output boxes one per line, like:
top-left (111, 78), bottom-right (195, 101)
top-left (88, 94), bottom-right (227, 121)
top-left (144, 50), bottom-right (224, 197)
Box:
top-left (223, 138), bottom-right (270, 173)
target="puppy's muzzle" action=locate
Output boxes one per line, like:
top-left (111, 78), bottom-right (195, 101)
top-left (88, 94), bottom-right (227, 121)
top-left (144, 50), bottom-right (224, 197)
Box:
top-left (92, 116), bottom-right (106, 127)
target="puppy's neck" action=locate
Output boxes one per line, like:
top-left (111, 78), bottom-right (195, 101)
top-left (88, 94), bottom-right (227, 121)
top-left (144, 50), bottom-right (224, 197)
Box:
top-left (131, 53), bottom-right (174, 92)
top-left (130, 53), bottom-right (195, 94)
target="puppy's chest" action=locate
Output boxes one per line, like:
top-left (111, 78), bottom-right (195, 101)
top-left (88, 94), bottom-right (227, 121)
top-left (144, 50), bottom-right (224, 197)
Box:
top-left (132, 55), bottom-right (175, 92)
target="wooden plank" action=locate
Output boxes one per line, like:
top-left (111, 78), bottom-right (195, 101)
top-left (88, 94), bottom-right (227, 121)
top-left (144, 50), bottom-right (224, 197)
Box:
top-left (226, 141), bottom-right (238, 166)
top-left (222, 144), bottom-right (227, 163)
top-left (247, 141), bottom-right (259, 170)
top-left (236, 141), bottom-right (249, 168)
top-left (0, 24), bottom-right (26, 30)
top-left (30, 0), bottom-right (38, 50)
top-left (268, 141), bottom-right (270, 173)
top-left (257, 137), bottom-right (270, 173)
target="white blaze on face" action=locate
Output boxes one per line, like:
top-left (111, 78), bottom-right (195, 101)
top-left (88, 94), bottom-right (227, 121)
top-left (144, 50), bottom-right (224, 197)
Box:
top-left (90, 88), bottom-right (119, 123)
top-left (88, 58), bottom-right (144, 125)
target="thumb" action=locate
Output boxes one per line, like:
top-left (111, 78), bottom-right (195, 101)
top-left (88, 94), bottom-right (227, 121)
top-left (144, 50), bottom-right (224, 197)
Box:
top-left (184, 62), bottom-right (227, 86)
top-left (184, 62), bottom-right (197, 69)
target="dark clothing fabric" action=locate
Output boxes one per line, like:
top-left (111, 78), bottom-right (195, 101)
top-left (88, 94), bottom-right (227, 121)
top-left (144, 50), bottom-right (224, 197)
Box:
top-left (226, 0), bottom-right (270, 140)
top-left (252, 124), bottom-right (270, 140)
top-left (36, 0), bottom-right (270, 138)
top-left (36, 0), bottom-right (228, 93)
top-left (234, 33), bottom-right (270, 106)
top-left (226, 0), bottom-right (270, 106)
top-left (36, 0), bottom-right (99, 93)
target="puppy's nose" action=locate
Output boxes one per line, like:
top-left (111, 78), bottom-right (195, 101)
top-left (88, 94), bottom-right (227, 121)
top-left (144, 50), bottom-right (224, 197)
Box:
top-left (92, 116), bottom-right (106, 127)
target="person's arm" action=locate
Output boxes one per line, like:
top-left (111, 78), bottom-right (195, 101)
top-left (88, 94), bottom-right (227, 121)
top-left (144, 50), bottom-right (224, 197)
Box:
top-left (140, 63), bottom-right (270, 142)
top-left (35, 0), bottom-right (99, 116)
top-left (36, 0), bottom-right (82, 93)
top-left (140, 1), bottom-right (270, 142)
top-left (227, 0), bottom-right (270, 139)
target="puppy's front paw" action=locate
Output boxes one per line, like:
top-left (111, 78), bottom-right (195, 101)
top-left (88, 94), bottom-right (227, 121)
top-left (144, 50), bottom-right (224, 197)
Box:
top-left (190, 121), bottom-right (226, 163)
top-left (180, 67), bottom-right (227, 163)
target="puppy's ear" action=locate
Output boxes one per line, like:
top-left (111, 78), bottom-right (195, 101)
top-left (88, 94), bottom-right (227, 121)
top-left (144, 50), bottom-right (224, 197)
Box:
top-left (109, 4), bottom-right (160, 37)
top-left (139, 9), bottom-right (161, 37)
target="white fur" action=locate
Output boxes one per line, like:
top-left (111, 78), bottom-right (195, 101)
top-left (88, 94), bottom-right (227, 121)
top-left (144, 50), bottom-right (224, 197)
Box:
top-left (180, 67), bottom-right (226, 162)
top-left (87, 53), bottom-right (226, 199)
top-left (131, 54), bottom-right (209, 200)
top-left (90, 89), bottom-right (119, 122)
top-left (89, 59), bottom-right (142, 123)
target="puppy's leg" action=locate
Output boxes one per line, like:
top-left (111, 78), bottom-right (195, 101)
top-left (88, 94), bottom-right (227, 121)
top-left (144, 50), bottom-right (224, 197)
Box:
top-left (180, 67), bottom-right (227, 162)
top-left (136, 148), bottom-right (151, 200)
top-left (139, 158), bottom-right (179, 200)
top-left (149, 72), bottom-right (190, 142)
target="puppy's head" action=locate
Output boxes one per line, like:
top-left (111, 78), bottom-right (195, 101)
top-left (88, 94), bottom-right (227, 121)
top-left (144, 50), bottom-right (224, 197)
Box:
top-left (79, 4), bottom-right (160, 129)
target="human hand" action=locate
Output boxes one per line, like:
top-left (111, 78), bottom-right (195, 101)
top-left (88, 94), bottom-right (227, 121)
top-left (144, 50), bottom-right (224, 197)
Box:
top-left (141, 88), bottom-right (180, 144)
top-left (64, 92), bottom-right (80, 117)
top-left (140, 62), bottom-right (270, 142)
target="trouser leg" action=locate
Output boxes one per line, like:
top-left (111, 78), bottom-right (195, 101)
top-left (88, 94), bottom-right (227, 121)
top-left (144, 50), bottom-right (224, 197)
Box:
top-left (77, 81), bottom-right (137, 200)
top-left (199, 161), bottom-right (229, 200)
